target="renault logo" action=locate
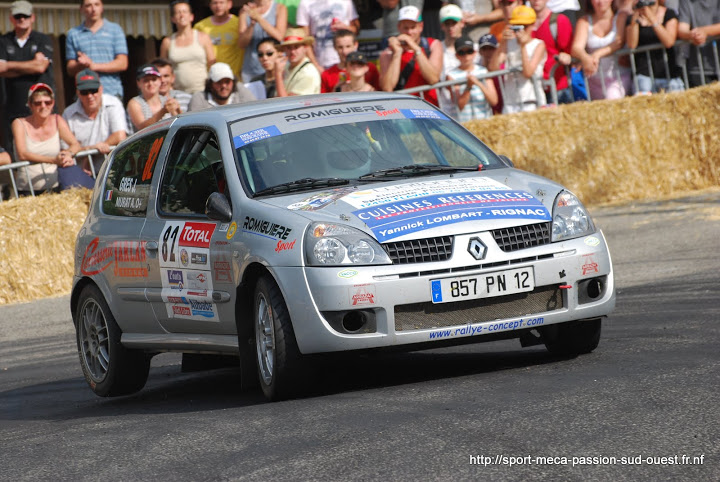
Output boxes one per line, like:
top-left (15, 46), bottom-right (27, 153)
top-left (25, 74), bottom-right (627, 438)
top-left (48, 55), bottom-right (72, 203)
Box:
top-left (468, 237), bottom-right (487, 260)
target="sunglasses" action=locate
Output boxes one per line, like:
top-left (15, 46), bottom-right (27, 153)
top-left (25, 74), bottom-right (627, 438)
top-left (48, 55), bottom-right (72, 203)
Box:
top-left (257, 51), bottom-right (275, 58)
top-left (32, 99), bottom-right (53, 107)
top-left (13, 14), bottom-right (31, 20)
top-left (79, 89), bottom-right (99, 96)
top-left (457, 50), bottom-right (475, 56)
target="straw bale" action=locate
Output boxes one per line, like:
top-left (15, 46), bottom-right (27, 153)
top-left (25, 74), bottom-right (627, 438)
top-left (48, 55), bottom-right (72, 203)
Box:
top-left (465, 83), bottom-right (720, 205)
top-left (0, 188), bottom-right (91, 305)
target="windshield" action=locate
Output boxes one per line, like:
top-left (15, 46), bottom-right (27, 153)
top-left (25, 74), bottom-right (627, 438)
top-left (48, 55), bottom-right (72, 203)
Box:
top-left (234, 116), bottom-right (504, 195)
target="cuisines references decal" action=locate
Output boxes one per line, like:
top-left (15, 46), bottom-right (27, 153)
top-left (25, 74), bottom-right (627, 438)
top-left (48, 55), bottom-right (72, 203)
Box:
top-left (81, 238), bottom-right (149, 277)
top-left (158, 221), bottom-right (219, 321)
top-left (346, 182), bottom-right (552, 242)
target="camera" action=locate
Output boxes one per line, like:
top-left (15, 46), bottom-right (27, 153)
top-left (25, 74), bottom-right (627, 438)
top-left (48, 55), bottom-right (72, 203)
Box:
top-left (510, 25), bottom-right (524, 31)
top-left (634, 0), bottom-right (655, 8)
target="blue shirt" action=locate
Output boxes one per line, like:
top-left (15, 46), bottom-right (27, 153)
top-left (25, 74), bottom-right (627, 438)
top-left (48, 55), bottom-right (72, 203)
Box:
top-left (66, 20), bottom-right (128, 97)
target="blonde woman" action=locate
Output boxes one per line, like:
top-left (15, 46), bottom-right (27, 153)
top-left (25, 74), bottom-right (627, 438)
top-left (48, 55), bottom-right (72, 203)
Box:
top-left (12, 83), bottom-right (87, 194)
top-left (160, 0), bottom-right (216, 94)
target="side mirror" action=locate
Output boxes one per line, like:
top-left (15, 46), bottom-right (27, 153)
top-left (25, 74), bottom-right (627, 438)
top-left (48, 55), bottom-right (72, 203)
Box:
top-left (206, 192), bottom-right (232, 222)
top-left (499, 155), bottom-right (514, 168)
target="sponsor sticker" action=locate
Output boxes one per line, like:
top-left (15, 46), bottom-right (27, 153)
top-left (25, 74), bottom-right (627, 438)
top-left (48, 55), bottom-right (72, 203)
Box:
top-left (581, 254), bottom-right (599, 275)
top-left (226, 221), bottom-right (237, 240)
top-left (350, 284), bottom-right (376, 306)
top-left (275, 239), bottom-right (296, 253)
top-left (81, 238), bottom-right (148, 278)
top-left (338, 269), bottom-right (359, 279)
top-left (287, 188), bottom-right (355, 211)
top-left (400, 108), bottom-right (449, 120)
top-left (167, 270), bottom-right (184, 289)
top-left (242, 216), bottom-right (292, 241)
top-left (218, 223), bottom-right (229, 233)
top-left (584, 236), bottom-right (600, 247)
top-left (233, 125), bottom-right (282, 148)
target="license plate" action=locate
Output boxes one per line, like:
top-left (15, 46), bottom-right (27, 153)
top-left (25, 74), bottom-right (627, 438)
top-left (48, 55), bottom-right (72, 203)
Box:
top-left (430, 267), bottom-right (535, 304)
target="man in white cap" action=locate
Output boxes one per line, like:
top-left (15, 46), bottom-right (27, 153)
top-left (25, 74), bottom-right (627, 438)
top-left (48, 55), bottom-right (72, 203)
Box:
top-left (0, 0), bottom-right (54, 156)
top-left (188, 62), bottom-right (256, 111)
top-left (274, 28), bottom-right (321, 96)
top-left (379, 5), bottom-right (442, 106)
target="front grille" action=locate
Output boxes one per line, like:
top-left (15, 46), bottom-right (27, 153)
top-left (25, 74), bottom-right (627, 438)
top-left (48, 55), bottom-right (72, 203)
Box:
top-left (383, 236), bottom-right (454, 264)
top-left (394, 285), bottom-right (563, 332)
top-left (492, 222), bottom-right (551, 252)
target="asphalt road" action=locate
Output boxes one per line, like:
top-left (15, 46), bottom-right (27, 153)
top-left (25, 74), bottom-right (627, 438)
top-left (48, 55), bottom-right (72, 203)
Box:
top-left (1, 191), bottom-right (719, 481)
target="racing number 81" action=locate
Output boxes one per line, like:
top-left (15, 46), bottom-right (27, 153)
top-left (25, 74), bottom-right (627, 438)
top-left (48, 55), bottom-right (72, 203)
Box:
top-left (162, 225), bottom-right (179, 263)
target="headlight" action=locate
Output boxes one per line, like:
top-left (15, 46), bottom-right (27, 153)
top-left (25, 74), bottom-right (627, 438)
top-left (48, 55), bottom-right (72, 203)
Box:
top-left (305, 223), bottom-right (392, 266)
top-left (551, 191), bottom-right (595, 242)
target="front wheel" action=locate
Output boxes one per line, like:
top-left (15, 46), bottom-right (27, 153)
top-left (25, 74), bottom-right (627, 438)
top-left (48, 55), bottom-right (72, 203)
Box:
top-left (75, 284), bottom-right (150, 397)
top-left (543, 318), bottom-right (602, 356)
top-left (254, 275), bottom-right (304, 401)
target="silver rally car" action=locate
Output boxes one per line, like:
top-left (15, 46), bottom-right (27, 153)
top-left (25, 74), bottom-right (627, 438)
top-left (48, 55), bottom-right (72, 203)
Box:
top-left (71, 93), bottom-right (615, 400)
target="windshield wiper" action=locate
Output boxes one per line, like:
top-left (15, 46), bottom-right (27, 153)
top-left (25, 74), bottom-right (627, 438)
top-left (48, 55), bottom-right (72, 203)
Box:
top-left (358, 164), bottom-right (480, 181)
top-left (254, 177), bottom-right (350, 196)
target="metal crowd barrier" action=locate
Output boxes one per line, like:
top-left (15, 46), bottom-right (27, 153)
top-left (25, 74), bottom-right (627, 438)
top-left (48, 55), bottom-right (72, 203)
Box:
top-left (0, 147), bottom-right (110, 202)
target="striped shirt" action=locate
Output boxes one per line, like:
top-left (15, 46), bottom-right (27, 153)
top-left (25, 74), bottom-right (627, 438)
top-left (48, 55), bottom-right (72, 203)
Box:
top-left (66, 20), bottom-right (128, 98)
top-left (448, 65), bottom-right (493, 123)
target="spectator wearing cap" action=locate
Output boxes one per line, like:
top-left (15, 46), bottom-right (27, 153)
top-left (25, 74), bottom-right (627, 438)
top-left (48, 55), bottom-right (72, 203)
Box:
top-left (530, 0), bottom-right (574, 104)
top-left (377, 0), bottom-right (425, 41)
top-left (274, 28), bottom-right (321, 96)
top-left (11, 83), bottom-right (85, 194)
top-left (66, 0), bottom-right (128, 99)
top-left (62, 69), bottom-right (127, 176)
top-left (296, 0), bottom-right (360, 73)
top-left (126, 65), bottom-right (182, 133)
top-left (338, 51), bottom-right (375, 92)
top-left (379, 5), bottom-right (443, 106)
top-left (0, 1), bottom-right (54, 157)
top-left (438, 4), bottom-right (467, 118)
top-left (447, 36), bottom-right (498, 121)
top-left (150, 58), bottom-right (192, 113)
top-left (489, 5), bottom-right (547, 113)
top-left (159, 0), bottom-right (215, 95)
top-left (321, 29), bottom-right (380, 93)
top-left (476, 33), bottom-right (503, 113)
top-left (188, 62), bottom-right (256, 111)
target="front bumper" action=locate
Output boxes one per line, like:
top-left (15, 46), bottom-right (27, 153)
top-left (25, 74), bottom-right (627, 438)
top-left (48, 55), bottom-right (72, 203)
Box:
top-left (273, 231), bottom-right (615, 354)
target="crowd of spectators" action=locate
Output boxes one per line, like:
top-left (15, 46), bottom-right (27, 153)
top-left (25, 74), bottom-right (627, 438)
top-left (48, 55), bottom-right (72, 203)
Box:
top-left (0, 0), bottom-right (719, 196)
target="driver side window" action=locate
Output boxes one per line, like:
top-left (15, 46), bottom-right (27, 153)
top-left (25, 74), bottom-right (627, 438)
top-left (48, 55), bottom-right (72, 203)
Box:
top-left (159, 128), bottom-right (227, 216)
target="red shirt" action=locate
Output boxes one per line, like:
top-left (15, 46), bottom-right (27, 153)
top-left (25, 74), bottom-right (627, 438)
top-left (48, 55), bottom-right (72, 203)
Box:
top-left (532, 13), bottom-right (573, 91)
top-left (321, 62), bottom-right (381, 93)
top-left (399, 37), bottom-right (439, 106)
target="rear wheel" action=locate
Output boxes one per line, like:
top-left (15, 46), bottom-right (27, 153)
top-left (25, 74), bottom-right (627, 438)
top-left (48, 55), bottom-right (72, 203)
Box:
top-left (75, 285), bottom-right (150, 397)
top-left (543, 318), bottom-right (602, 356)
top-left (254, 275), bottom-right (304, 401)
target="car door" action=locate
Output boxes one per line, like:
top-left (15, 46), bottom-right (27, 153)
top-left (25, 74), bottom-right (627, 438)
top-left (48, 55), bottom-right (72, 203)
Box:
top-left (141, 127), bottom-right (237, 335)
top-left (82, 129), bottom-right (168, 331)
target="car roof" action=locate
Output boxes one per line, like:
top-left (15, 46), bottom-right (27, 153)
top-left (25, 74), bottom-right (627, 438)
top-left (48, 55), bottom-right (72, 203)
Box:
top-left (176, 92), bottom-right (423, 123)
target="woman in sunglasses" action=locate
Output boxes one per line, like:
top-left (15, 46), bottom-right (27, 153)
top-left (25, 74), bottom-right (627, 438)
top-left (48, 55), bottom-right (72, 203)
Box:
top-left (249, 38), bottom-right (282, 98)
top-left (239, 0), bottom-right (288, 83)
top-left (11, 83), bottom-right (86, 194)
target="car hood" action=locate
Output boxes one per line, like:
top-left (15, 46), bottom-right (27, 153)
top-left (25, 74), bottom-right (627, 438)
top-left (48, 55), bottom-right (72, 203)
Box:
top-left (255, 169), bottom-right (565, 243)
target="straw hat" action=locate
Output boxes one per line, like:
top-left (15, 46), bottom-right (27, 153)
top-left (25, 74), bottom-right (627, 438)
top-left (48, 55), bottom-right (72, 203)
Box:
top-left (279, 28), bottom-right (314, 48)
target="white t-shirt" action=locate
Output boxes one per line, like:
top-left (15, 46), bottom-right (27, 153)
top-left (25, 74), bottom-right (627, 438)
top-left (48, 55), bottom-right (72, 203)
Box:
top-left (502, 38), bottom-right (546, 113)
top-left (296, 0), bottom-right (359, 69)
top-left (547, 0), bottom-right (580, 12)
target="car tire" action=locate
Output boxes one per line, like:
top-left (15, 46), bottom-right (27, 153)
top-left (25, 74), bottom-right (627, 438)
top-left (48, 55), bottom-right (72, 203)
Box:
top-left (75, 284), bottom-right (151, 397)
top-left (543, 318), bottom-right (602, 356)
top-left (254, 275), bottom-right (304, 401)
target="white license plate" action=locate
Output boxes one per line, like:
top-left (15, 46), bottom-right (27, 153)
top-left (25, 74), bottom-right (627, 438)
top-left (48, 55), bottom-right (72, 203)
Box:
top-left (430, 267), bottom-right (535, 304)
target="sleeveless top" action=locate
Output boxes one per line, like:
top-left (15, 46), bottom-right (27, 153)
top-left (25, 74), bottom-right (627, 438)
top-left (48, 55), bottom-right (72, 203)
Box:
top-left (127, 94), bottom-right (169, 134)
top-left (242, 1), bottom-right (278, 82)
top-left (168, 30), bottom-right (208, 94)
top-left (587, 15), bottom-right (620, 78)
top-left (15, 116), bottom-right (60, 192)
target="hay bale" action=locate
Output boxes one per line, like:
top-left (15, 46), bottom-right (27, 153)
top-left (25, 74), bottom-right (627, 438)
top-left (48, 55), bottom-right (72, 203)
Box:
top-left (0, 188), bottom-right (91, 305)
top-left (465, 83), bottom-right (720, 205)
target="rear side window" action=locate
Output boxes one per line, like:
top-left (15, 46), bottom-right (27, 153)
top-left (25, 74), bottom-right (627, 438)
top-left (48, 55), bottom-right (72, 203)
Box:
top-left (103, 131), bottom-right (167, 217)
top-left (158, 128), bottom-right (227, 216)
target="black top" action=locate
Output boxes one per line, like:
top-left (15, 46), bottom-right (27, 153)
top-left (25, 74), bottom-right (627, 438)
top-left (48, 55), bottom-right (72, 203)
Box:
top-left (627, 9), bottom-right (682, 79)
top-left (251, 73), bottom-right (277, 99)
top-left (0, 30), bottom-right (54, 119)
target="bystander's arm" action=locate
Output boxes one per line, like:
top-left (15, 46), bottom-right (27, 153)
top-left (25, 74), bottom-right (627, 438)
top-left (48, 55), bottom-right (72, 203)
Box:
top-left (0, 53), bottom-right (50, 78)
top-left (89, 54), bottom-right (128, 74)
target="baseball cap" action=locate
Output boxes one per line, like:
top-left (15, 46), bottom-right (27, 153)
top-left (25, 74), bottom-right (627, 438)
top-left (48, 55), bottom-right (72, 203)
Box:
top-left (439, 4), bottom-right (462, 23)
top-left (11, 1), bottom-right (33, 16)
top-left (477, 33), bottom-right (498, 49)
top-left (208, 62), bottom-right (234, 82)
top-left (346, 51), bottom-right (368, 65)
top-left (509, 5), bottom-right (536, 25)
top-left (75, 69), bottom-right (101, 90)
top-left (27, 82), bottom-right (53, 100)
top-left (454, 36), bottom-right (474, 52)
top-left (136, 64), bottom-right (161, 80)
top-left (398, 5), bottom-right (422, 23)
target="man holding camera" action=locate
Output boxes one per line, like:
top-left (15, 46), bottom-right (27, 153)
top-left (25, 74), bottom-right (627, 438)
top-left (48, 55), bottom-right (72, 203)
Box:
top-left (379, 5), bottom-right (442, 106)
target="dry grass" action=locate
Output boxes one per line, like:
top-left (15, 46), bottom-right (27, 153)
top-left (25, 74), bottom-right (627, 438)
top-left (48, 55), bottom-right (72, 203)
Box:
top-left (1, 84), bottom-right (719, 305)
